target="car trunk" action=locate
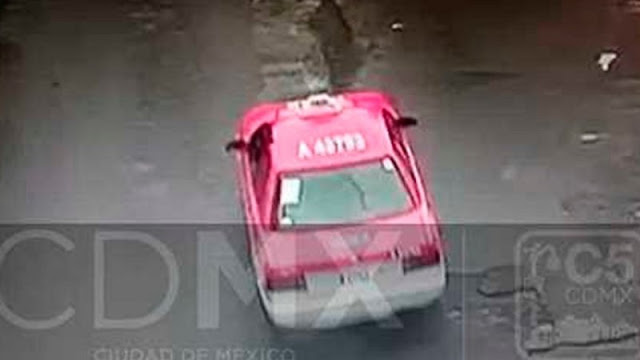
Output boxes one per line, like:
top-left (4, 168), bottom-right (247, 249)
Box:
top-left (260, 210), bottom-right (442, 290)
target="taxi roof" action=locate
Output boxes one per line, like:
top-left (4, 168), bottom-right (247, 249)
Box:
top-left (268, 96), bottom-right (394, 173)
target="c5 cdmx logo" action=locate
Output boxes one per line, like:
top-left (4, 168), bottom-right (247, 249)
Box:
top-left (516, 230), bottom-right (640, 358)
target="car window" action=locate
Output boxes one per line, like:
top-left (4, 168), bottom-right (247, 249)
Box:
top-left (248, 126), bottom-right (272, 199)
top-left (382, 109), bottom-right (420, 191)
top-left (382, 109), bottom-right (410, 162)
top-left (276, 158), bottom-right (412, 227)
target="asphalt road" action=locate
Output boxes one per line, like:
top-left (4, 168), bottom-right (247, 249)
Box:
top-left (2, 0), bottom-right (639, 224)
top-left (1, 0), bottom-right (640, 359)
top-left (0, 0), bottom-right (258, 222)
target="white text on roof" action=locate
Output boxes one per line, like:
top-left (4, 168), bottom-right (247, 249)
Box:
top-left (297, 133), bottom-right (366, 159)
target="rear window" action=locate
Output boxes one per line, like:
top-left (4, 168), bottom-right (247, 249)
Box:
top-left (276, 158), bottom-right (412, 227)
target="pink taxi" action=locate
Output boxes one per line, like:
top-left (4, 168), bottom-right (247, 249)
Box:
top-left (226, 91), bottom-right (446, 328)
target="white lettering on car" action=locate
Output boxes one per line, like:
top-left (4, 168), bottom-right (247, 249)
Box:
top-left (333, 136), bottom-right (345, 152)
top-left (298, 142), bottom-right (313, 159)
top-left (323, 137), bottom-right (336, 155)
top-left (297, 133), bottom-right (367, 159)
top-left (313, 139), bottom-right (326, 156)
top-left (354, 133), bottom-right (366, 150)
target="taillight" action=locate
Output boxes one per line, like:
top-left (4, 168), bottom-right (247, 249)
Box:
top-left (265, 273), bottom-right (307, 292)
top-left (402, 245), bottom-right (441, 272)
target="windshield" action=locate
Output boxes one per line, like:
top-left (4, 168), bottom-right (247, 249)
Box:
top-left (276, 158), bottom-right (412, 227)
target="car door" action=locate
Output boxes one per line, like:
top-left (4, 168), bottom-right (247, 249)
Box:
top-left (239, 126), bottom-right (273, 277)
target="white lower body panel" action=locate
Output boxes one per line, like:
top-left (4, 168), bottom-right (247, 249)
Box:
top-left (259, 262), bottom-right (446, 329)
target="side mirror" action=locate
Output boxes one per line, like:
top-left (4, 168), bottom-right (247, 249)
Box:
top-left (225, 139), bottom-right (246, 153)
top-left (396, 116), bottom-right (418, 127)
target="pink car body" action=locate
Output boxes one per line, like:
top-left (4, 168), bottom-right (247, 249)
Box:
top-left (226, 91), bottom-right (446, 328)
